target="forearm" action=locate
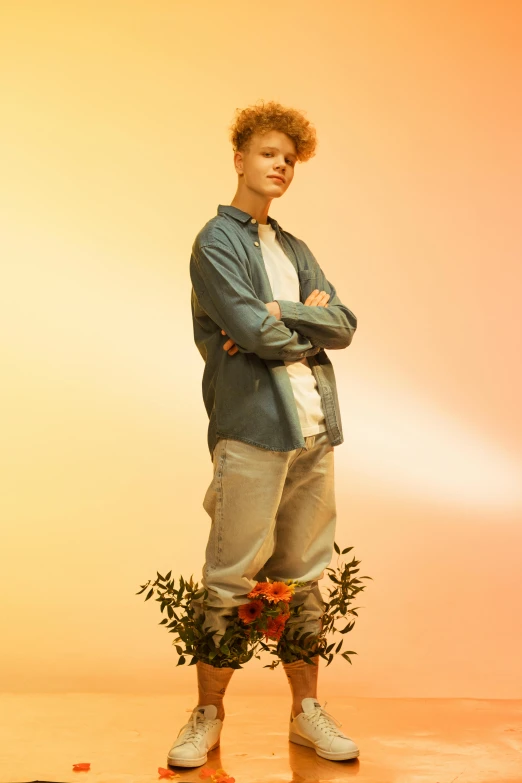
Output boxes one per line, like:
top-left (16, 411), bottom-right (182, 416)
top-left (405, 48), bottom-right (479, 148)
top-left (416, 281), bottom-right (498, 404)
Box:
top-left (276, 299), bottom-right (357, 350)
top-left (234, 311), bottom-right (321, 361)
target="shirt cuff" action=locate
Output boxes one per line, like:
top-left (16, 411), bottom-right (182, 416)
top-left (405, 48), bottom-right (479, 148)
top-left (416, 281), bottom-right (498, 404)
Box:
top-left (275, 299), bottom-right (300, 328)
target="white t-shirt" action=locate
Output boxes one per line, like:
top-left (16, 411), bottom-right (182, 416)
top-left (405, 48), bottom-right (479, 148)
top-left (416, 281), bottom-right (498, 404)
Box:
top-left (257, 222), bottom-right (327, 437)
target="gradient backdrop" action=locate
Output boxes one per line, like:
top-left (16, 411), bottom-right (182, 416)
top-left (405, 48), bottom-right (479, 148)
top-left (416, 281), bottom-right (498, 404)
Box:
top-left (1, 0), bottom-right (521, 699)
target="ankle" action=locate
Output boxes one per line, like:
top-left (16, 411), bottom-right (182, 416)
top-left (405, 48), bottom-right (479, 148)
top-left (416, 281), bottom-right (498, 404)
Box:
top-left (196, 698), bottom-right (225, 721)
top-left (292, 697), bottom-right (316, 719)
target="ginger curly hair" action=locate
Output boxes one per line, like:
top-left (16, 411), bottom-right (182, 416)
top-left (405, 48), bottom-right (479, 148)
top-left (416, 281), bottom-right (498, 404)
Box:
top-left (229, 100), bottom-right (317, 163)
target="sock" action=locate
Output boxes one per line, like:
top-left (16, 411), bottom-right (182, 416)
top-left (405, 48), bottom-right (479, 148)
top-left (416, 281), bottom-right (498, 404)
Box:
top-left (282, 655), bottom-right (320, 719)
top-left (196, 660), bottom-right (235, 721)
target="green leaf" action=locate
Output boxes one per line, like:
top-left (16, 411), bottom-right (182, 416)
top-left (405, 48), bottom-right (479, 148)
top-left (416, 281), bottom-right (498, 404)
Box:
top-left (165, 571), bottom-right (172, 581)
top-left (159, 618), bottom-right (168, 625)
top-left (342, 547), bottom-right (353, 554)
top-left (145, 588), bottom-right (153, 601)
top-left (176, 656), bottom-right (186, 666)
top-left (334, 542), bottom-right (340, 555)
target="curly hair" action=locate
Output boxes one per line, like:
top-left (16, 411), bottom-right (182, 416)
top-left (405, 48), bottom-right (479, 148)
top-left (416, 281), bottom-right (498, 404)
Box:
top-left (229, 100), bottom-right (317, 163)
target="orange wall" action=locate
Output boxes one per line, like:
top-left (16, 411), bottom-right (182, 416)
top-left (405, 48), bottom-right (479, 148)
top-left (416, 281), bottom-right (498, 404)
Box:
top-left (1, 0), bottom-right (521, 697)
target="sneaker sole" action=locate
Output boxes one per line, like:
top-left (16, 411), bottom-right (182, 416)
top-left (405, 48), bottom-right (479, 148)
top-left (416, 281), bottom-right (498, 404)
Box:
top-left (167, 739), bottom-right (220, 768)
top-left (289, 732), bottom-right (359, 761)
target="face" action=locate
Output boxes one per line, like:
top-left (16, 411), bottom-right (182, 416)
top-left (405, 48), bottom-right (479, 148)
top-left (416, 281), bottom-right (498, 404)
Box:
top-left (234, 129), bottom-right (297, 198)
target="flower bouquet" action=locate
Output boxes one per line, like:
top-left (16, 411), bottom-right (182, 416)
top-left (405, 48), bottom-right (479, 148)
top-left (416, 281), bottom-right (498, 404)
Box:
top-left (137, 542), bottom-right (371, 669)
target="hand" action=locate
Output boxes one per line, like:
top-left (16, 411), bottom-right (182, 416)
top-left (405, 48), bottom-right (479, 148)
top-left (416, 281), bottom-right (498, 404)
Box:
top-left (221, 329), bottom-right (238, 355)
top-left (265, 301), bottom-right (282, 319)
top-left (304, 289), bottom-right (330, 308)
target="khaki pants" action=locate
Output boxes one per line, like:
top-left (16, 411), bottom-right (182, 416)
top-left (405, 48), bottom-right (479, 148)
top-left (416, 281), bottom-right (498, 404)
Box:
top-left (194, 431), bottom-right (336, 640)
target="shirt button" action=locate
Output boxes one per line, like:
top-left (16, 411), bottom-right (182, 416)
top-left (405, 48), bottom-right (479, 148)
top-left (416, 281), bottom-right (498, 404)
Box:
top-left (254, 241), bottom-right (259, 246)
top-left (251, 218), bottom-right (257, 224)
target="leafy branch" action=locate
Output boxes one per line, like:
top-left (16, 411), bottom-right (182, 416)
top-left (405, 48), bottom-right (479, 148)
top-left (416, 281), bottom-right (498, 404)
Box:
top-left (137, 543), bottom-right (372, 670)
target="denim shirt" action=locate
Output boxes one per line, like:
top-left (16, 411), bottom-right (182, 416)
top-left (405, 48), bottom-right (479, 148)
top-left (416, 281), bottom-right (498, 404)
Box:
top-left (190, 204), bottom-right (357, 459)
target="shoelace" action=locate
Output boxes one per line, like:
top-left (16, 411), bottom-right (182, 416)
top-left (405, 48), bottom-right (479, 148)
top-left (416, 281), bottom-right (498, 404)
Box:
top-left (179, 710), bottom-right (212, 746)
top-left (304, 701), bottom-right (346, 738)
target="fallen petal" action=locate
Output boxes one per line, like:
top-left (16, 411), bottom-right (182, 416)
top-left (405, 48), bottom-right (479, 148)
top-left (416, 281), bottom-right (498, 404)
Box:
top-left (158, 766), bottom-right (180, 779)
top-left (72, 762), bottom-right (91, 771)
top-left (213, 770), bottom-right (234, 783)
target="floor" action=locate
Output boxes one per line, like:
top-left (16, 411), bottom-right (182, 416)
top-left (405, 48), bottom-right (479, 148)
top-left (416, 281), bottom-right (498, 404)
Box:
top-left (1, 690), bottom-right (521, 783)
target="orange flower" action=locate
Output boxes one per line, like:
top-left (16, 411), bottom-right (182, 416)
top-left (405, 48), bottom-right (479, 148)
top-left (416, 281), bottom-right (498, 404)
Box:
top-left (262, 581), bottom-right (294, 604)
top-left (247, 582), bottom-right (269, 599)
top-left (264, 613), bottom-right (290, 641)
top-left (72, 763), bottom-right (91, 772)
top-left (199, 768), bottom-right (216, 779)
top-left (238, 599), bottom-right (264, 624)
top-left (158, 767), bottom-right (180, 779)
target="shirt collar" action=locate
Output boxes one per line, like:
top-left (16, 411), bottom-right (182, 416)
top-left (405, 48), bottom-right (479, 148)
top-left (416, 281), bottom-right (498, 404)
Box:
top-left (217, 204), bottom-right (280, 231)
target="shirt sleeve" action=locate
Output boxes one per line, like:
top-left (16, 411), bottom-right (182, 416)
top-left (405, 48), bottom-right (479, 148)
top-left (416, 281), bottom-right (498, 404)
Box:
top-left (190, 239), bottom-right (322, 362)
top-left (275, 242), bottom-right (357, 350)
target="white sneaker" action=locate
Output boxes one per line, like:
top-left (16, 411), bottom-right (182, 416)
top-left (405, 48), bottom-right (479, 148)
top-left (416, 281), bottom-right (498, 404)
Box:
top-left (289, 698), bottom-right (360, 761)
top-left (167, 704), bottom-right (222, 768)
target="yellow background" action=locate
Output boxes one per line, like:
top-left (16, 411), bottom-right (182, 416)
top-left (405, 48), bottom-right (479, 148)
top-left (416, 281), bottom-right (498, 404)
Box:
top-left (1, 0), bottom-right (521, 698)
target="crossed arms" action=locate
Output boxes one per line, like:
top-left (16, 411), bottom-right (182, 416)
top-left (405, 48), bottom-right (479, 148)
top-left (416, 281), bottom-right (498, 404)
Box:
top-left (190, 239), bottom-right (357, 362)
top-left (222, 289), bottom-right (331, 356)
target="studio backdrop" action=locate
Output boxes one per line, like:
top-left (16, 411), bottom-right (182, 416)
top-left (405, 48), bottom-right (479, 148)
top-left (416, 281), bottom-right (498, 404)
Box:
top-left (1, 0), bottom-right (521, 699)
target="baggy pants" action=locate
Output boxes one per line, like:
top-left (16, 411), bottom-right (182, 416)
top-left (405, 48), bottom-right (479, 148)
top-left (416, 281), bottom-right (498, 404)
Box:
top-left (193, 430), bottom-right (336, 642)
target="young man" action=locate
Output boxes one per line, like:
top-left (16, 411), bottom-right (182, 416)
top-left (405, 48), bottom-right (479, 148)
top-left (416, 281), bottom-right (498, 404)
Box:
top-left (167, 101), bottom-right (359, 768)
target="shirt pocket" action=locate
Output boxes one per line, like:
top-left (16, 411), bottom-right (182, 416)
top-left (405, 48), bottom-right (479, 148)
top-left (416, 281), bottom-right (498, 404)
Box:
top-left (298, 269), bottom-right (318, 302)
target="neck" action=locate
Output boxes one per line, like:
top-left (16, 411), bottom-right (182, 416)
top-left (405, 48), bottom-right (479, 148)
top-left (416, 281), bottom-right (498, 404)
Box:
top-left (230, 185), bottom-right (272, 224)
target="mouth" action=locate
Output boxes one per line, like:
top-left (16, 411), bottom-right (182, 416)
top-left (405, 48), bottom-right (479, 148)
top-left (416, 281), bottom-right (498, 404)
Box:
top-left (268, 175), bottom-right (285, 184)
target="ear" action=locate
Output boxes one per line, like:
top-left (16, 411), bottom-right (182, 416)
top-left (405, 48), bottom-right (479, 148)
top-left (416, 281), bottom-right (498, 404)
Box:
top-left (233, 150), bottom-right (244, 176)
